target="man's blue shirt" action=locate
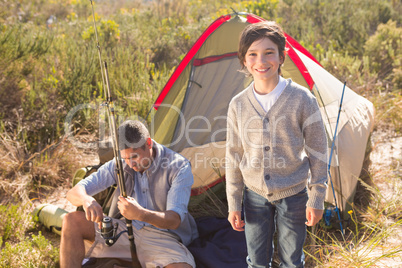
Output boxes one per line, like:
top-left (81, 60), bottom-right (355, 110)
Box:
top-left (77, 140), bottom-right (198, 245)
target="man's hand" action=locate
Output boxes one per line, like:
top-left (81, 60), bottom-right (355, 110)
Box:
top-left (117, 196), bottom-right (144, 221)
top-left (82, 197), bottom-right (103, 226)
top-left (305, 207), bottom-right (323, 226)
top-left (228, 211), bottom-right (245, 232)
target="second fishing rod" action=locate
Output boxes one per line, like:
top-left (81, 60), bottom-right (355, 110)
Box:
top-left (89, 1), bottom-right (141, 267)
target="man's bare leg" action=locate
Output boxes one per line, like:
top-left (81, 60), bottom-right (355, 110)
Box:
top-left (60, 211), bottom-right (95, 268)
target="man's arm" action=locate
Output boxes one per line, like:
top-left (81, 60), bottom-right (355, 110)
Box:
top-left (67, 159), bottom-right (117, 224)
top-left (67, 184), bottom-right (104, 225)
top-left (118, 196), bottom-right (181, 229)
top-left (118, 159), bottom-right (193, 230)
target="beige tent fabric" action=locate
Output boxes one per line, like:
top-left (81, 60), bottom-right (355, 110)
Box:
top-left (170, 57), bottom-right (249, 153)
top-left (325, 97), bottom-right (375, 212)
top-left (296, 48), bottom-right (376, 211)
top-left (152, 71), bottom-right (190, 145)
top-left (180, 141), bottom-right (226, 190)
top-left (282, 55), bottom-right (310, 89)
top-left (295, 48), bottom-right (360, 133)
top-left (197, 16), bottom-right (248, 59)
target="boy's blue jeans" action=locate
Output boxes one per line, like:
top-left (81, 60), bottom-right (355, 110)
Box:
top-left (243, 187), bottom-right (308, 268)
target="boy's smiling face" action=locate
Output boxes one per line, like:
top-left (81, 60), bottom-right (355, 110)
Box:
top-left (244, 37), bottom-right (284, 93)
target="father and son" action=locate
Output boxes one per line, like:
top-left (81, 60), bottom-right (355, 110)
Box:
top-left (60, 21), bottom-right (327, 268)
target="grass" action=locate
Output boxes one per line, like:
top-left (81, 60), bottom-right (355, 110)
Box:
top-left (302, 129), bottom-right (402, 267)
top-left (305, 176), bottom-right (402, 267)
top-left (0, 0), bottom-right (401, 266)
top-left (0, 202), bottom-right (60, 267)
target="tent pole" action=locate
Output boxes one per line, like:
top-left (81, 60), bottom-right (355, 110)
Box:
top-left (333, 150), bottom-right (345, 216)
top-left (314, 86), bottom-right (345, 219)
top-left (327, 82), bottom-right (347, 238)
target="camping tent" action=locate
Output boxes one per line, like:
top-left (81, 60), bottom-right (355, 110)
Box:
top-left (149, 13), bottom-right (375, 216)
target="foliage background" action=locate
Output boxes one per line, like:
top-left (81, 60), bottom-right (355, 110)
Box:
top-left (0, 0), bottom-right (401, 266)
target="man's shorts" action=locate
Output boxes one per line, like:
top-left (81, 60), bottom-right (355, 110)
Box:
top-left (84, 219), bottom-right (195, 268)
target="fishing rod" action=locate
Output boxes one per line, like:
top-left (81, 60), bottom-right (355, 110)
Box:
top-left (327, 81), bottom-right (347, 237)
top-left (89, 1), bottom-right (141, 267)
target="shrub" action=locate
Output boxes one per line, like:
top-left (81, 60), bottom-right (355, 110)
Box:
top-left (82, 17), bottom-right (121, 49)
top-left (0, 232), bottom-right (59, 267)
top-left (364, 20), bottom-right (402, 88)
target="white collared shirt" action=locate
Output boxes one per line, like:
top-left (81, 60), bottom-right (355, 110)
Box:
top-left (253, 76), bottom-right (286, 113)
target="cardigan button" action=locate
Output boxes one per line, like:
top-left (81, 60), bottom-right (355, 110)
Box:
top-left (265, 174), bottom-right (270, 180)
top-left (268, 193), bottom-right (273, 197)
top-left (264, 118), bottom-right (269, 123)
top-left (265, 146), bottom-right (270, 151)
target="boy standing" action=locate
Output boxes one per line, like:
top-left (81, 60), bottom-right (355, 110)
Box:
top-left (226, 21), bottom-right (328, 268)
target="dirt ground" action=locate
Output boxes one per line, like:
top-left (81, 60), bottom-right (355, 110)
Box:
top-left (363, 130), bottom-right (402, 267)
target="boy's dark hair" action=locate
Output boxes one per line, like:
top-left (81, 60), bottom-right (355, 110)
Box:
top-left (118, 120), bottom-right (150, 150)
top-left (238, 21), bottom-right (287, 76)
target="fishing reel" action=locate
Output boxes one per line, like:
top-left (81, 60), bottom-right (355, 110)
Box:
top-left (101, 216), bottom-right (126, 246)
top-left (322, 205), bottom-right (336, 229)
top-left (320, 205), bottom-right (349, 230)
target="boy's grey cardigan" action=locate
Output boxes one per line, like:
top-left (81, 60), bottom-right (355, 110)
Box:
top-left (226, 79), bottom-right (328, 211)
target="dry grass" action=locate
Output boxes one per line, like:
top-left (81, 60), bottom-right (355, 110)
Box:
top-left (303, 131), bottom-right (402, 267)
top-left (0, 130), bottom-right (99, 266)
top-left (0, 132), bottom-right (98, 206)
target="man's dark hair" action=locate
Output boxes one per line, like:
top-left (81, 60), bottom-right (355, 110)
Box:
top-left (118, 120), bottom-right (150, 150)
top-left (238, 21), bottom-right (287, 76)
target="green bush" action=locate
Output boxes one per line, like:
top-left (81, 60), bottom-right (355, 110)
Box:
top-left (0, 203), bottom-right (59, 267)
top-left (82, 18), bottom-right (121, 49)
top-left (277, 0), bottom-right (401, 57)
top-left (0, 203), bottom-right (34, 245)
top-left (0, 232), bottom-right (59, 267)
top-left (364, 20), bottom-right (402, 87)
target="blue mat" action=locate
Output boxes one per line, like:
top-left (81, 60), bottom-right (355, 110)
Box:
top-left (188, 217), bottom-right (247, 268)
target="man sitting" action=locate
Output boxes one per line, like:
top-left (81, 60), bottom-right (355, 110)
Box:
top-left (60, 120), bottom-right (198, 268)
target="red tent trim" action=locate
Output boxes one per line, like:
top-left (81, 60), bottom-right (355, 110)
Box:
top-left (286, 43), bottom-right (315, 90)
top-left (284, 34), bottom-right (322, 67)
top-left (246, 13), bottom-right (265, 23)
top-left (191, 177), bottom-right (226, 196)
top-left (153, 15), bottom-right (232, 109)
top-left (193, 52), bottom-right (238, 67)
